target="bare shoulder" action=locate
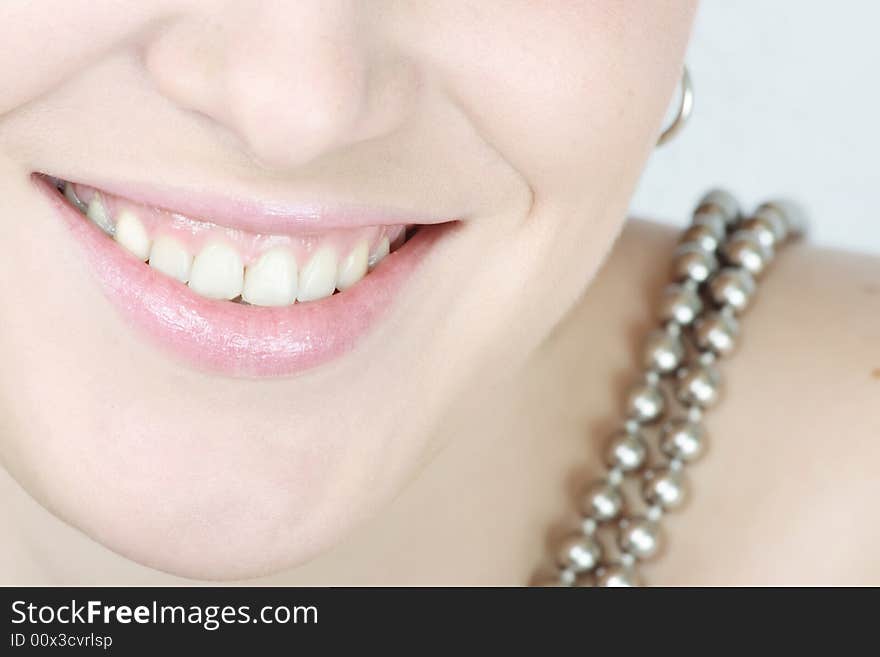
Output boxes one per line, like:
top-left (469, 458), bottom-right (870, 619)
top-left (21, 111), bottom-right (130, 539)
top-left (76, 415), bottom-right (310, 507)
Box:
top-left (541, 218), bottom-right (878, 583)
top-left (651, 227), bottom-right (880, 584)
top-left (732, 235), bottom-right (880, 452)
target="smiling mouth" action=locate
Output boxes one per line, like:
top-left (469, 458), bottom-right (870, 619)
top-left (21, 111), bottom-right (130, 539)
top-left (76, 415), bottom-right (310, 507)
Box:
top-left (48, 176), bottom-right (413, 305)
top-left (36, 174), bottom-right (451, 377)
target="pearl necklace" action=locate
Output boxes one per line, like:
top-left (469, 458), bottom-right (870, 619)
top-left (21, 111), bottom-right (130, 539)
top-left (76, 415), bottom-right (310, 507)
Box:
top-left (539, 190), bottom-right (805, 586)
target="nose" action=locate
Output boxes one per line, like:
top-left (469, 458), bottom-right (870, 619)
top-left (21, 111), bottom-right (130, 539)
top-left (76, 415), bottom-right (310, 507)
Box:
top-left (144, 1), bottom-right (417, 170)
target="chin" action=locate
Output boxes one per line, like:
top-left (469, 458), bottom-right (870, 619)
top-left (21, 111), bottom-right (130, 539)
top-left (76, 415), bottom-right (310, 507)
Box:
top-left (34, 418), bottom-right (412, 582)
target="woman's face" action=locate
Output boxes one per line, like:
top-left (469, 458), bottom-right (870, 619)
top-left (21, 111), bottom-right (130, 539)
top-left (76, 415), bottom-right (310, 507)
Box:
top-left (0, 1), bottom-right (695, 579)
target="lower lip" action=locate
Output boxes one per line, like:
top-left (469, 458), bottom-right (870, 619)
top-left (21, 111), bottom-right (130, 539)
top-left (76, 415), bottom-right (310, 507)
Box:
top-left (38, 177), bottom-right (446, 378)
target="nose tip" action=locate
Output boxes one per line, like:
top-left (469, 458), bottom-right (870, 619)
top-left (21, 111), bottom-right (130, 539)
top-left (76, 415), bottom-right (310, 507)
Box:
top-left (144, 5), bottom-right (414, 170)
top-left (221, 43), bottom-right (371, 168)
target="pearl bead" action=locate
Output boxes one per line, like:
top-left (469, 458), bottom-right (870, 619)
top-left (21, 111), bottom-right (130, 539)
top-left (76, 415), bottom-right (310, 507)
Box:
top-left (740, 216), bottom-right (779, 250)
top-left (597, 566), bottom-right (640, 587)
top-left (755, 200), bottom-right (807, 239)
top-left (672, 243), bottom-right (719, 283)
top-left (626, 381), bottom-right (666, 423)
top-left (660, 417), bottom-right (706, 462)
top-left (679, 223), bottom-right (720, 254)
top-left (556, 533), bottom-right (602, 573)
top-left (642, 328), bottom-right (685, 374)
top-left (722, 230), bottom-right (773, 276)
top-left (582, 481), bottom-right (623, 522)
top-left (697, 189), bottom-right (741, 225)
top-left (658, 283), bottom-right (703, 326)
top-left (618, 517), bottom-right (662, 560)
top-left (642, 468), bottom-right (687, 510)
top-left (692, 207), bottom-right (727, 241)
top-left (750, 205), bottom-right (789, 243)
top-left (693, 310), bottom-right (739, 357)
top-left (676, 364), bottom-right (721, 408)
top-left (605, 429), bottom-right (648, 472)
top-left (709, 267), bottom-right (756, 314)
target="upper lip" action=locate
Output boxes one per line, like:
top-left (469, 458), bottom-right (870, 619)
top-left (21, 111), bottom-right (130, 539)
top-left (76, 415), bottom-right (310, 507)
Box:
top-left (42, 174), bottom-right (452, 234)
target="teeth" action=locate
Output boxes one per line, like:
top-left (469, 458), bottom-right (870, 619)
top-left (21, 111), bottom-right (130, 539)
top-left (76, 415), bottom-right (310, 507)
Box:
top-left (242, 248), bottom-right (298, 306)
top-left (114, 210), bottom-right (151, 261)
top-left (297, 247), bottom-right (338, 302)
top-left (368, 236), bottom-right (390, 270)
top-left (188, 241), bottom-right (244, 300)
top-left (86, 192), bottom-right (115, 236)
top-left (60, 180), bottom-right (413, 304)
top-left (64, 184), bottom-right (87, 213)
top-left (149, 235), bottom-right (193, 283)
top-left (336, 240), bottom-right (369, 291)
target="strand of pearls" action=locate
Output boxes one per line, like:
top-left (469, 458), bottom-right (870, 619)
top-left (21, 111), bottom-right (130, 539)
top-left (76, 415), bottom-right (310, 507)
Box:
top-left (540, 190), bottom-right (805, 587)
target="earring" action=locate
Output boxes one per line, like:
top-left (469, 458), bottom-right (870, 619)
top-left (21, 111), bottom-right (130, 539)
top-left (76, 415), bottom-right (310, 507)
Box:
top-left (657, 67), bottom-right (693, 147)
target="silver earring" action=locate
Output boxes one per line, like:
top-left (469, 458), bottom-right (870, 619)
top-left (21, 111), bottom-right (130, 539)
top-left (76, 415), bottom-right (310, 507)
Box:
top-left (657, 67), bottom-right (693, 147)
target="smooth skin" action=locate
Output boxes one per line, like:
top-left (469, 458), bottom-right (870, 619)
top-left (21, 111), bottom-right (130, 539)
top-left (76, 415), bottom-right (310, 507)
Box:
top-left (0, 2), bottom-right (878, 584)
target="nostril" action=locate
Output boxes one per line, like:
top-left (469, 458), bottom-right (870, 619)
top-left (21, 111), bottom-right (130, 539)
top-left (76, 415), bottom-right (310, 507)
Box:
top-left (142, 8), bottom-right (418, 172)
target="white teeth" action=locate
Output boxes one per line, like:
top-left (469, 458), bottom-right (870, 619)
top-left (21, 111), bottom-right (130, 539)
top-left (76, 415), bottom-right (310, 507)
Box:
top-left (188, 241), bottom-right (244, 300)
top-left (368, 236), bottom-right (390, 270)
top-left (297, 247), bottom-right (338, 302)
top-left (114, 210), bottom-right (151, 261)
top-left (149, 235), bottom-right (192, 283)
top-left (336, 240), bottom-right (369, 291)
top-left (242, 248), bottom-right (298, 306)
top-left (86, 192), bottom-right (115, 236)
top-left (62, 180), bottom-right (409, 302)
top-left (64, 184), bottom-right (87, 213)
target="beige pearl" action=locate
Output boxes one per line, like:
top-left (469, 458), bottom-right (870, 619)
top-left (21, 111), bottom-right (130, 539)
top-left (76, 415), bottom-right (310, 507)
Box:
top-left (618, 518), bottom-right (662, 560)
top-left (582, 481), bottom-right (623, 522)
top-left (642, 328), bottom-right (685, 374)
top-left (694, 311), bottom-right (739, 357)
top-left (626, 381), bottom-right (666, 423)
top-left (709, 267), bottom-right (756, 314)
top-left (722, 230), bottom-right (773, 277)
top-left (605, 430), bottom-right (648, 472)
top-left (642, 468), bottom-right (687, 511)
top-left (660, 417), bottom-right (706, 462)
top-left (658, 283), bottom-right (703, 325)
top-left (556, 534), bottom-right (602, 573)
top-left (676, 364), bottom-right (721, 408)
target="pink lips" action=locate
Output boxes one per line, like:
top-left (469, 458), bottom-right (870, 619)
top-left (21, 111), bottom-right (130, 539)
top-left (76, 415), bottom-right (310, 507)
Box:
top-left (37, 176), bottom-right (446, 377)
top-left (78, 178), bottom-right (446, 233)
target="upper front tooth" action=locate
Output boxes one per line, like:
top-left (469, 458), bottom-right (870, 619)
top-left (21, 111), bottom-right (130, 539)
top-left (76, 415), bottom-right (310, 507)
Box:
top-left (149, 235), bottom-right (192, 283)
top-left (336, 240), bottom-right (369, 291)
top-left (297, 247), bottom-right (338, 302)
top-left (368, 236), bottom-right (390, 270)
top-left (86, 192), bottom-right (115, 236)
top-left (189, 241), bottom-right (244, 300)
top-left (114, 210), bottom-right (151, 261)
top-left (242, 247), bottom-right (298, 306)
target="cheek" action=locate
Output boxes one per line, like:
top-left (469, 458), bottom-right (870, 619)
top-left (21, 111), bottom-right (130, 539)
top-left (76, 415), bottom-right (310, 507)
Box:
top-left (410, 1), bottom-right (697, 202)
top-left (386, 2), bottom-right (699, 387)
top-left (416, 1), bottom-right (696, 311)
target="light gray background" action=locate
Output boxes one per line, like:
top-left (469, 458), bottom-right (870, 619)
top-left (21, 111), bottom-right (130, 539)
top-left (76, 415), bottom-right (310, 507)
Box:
top-left (630, 2), bottom-right (880, 255)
